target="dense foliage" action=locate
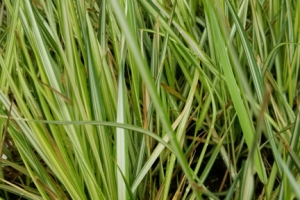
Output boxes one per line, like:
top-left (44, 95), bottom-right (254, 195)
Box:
top-left (0, 0), bottom-right (299, 199)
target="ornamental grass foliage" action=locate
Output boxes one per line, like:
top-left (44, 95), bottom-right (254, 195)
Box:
top-left (0, 0), bottom-right (299, 200)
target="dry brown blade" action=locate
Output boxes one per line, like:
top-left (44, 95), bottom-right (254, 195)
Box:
top-left (34, 177), bottom-right (61, 200)
top-left (39, 81), bottom-right (73, 106)
top-left (218, 169), bottom-right (229, 192)
top-left (171, 132), bottom-right (207, 180)
top-left (172, 150), bottom-right (195, 200)
top-left (216, 100), bottom-right (233, 122)
top-left (256, 84), bottom-right (272, 130)
top-left (154, 151), bottom-right (194, 200)
top-left (190, 181), bottom-right (206, 193)
top-left (185, 131), bottom-right (208, 159)
top-left (154, 179), bottom-right (164, 200)
top-left (160, 83), bottom-right (186, 102)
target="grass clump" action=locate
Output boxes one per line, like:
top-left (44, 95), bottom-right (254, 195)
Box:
top-left (0, 0), bottom-right (299, 199)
